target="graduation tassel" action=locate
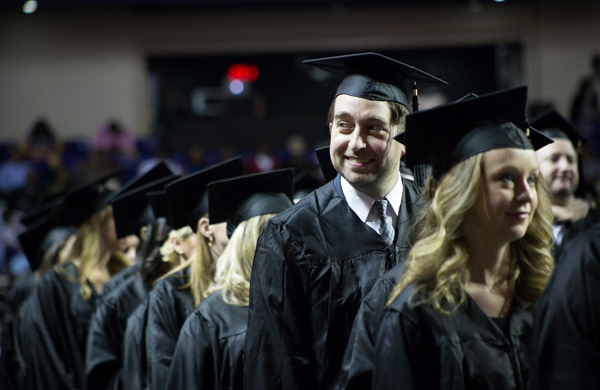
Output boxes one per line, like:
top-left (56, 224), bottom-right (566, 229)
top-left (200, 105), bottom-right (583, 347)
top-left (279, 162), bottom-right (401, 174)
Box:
top-left (411, 62), bottom-right (420, 112)
top-left (412, 82), bottom-right (419, 113)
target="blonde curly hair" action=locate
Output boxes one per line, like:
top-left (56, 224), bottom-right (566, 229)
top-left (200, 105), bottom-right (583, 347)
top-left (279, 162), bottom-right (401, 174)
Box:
top-left (206, 213), bottom-right (275, 306)
top-left (388, 152), bottom-right (554, 313)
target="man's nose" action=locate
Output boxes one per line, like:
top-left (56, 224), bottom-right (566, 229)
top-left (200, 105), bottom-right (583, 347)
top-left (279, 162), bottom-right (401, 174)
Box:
top-left (349, 129), bottom-right (366, 150)
top-left (556, 156), bottom-right (571, 171)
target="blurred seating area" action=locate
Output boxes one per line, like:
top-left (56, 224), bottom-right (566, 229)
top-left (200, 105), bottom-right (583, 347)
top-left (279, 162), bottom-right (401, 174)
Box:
top-left (0, 119), bottom-right (321, 287)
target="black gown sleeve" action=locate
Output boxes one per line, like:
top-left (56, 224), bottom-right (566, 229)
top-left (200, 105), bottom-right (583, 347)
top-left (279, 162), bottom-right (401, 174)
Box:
top-left (85, 294), bottom-right (122, 390)
top-left (165, 310), bottom-right (217, 390)
top-left (145, 275), bottom-right (193, 390)
top-left (245, 219), bottom-right (315, 390)
top-left (18, 267), bottom-right (97, 390)
top-left (337, 265), bottom-right (400, 390)
top-left (122, 301), bottom-right (149, 390)
top-left (372, 302), bottom-right (437, 390)
top-left (85, 274), bottom-right (148, 390)
top-left (529, 225), bottom-right (600, 389)
top-left (0, 271), bottom-right (35, 390)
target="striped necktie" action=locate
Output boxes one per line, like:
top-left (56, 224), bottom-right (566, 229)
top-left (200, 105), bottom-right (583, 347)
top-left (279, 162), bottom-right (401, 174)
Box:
top-left (373, 199), bottom-right (394, 246)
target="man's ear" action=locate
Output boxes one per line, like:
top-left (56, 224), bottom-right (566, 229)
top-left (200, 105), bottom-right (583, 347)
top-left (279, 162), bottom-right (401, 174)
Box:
top-left (197, 216), bottom-right (213, 240)
top-left (329, 122), bottom-right (333, 135)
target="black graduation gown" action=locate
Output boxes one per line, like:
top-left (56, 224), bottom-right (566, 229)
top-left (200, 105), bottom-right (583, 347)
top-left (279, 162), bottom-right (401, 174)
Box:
top-left (245, 175), bottom-right (421, 390)
top-left (166, 290), bottom-right (248, 390)
top-left (121, 300), bottom-right (150, 390)
top-left (146, 268), bottom-right (195, 390)
top-left (528, 223), bottom-right (600, 389)
top-left (85, 265), bottom-right (149, 390)
top-left (373, 286), bottom-right (533, 390)
top-left (0, 269), bottom-right (36, 389)
top-left (552, 207), bottom-right (600, 261)
top-left (16, 262), bottom-right (99, 390)
top-left (336, 263), bottom-right (403, 390)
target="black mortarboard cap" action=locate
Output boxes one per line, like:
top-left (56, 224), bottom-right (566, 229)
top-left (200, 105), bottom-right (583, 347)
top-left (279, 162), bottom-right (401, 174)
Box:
top-left (293, 171), bottom-right (324, 201)
top-left (50, 170), bottom-right (121, 228)
top-left (455, 92), bottom-right (479, 102)
top-left (18, 216), bottom-right (76, 271)
top-left (303, 52), bottom-right (448, 109)
top-left (208, 168), bottom-right (294, 236)
top-left (315, 145), bottom-right (338, 182)
top-left (400, 86), bottom-right (553, 179)
top-left (111, 174), bottom-right (179, 238)
top-left (18, 217), bottom-right (53, 271)
top-left (529, 108), bottom-right (586, 153)
top-left (109, 160), bottom-right (174, 202)
top-left (21, 194), bottom-right (66, 227)
top-left (166, 156), bottom-right (245, 231)
top-left (146, 190), bottom-right (170, 221)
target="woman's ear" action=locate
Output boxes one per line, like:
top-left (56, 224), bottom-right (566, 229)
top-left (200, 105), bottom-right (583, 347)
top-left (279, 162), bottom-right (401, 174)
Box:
top-left (197, 216), bottom-right (214, 240)
top-left (139, 226), bottom-right (148, 241)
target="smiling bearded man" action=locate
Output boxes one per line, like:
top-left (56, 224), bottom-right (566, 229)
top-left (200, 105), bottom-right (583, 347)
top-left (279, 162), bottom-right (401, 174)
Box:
top-left (244, 52), bottom-right (447, 390)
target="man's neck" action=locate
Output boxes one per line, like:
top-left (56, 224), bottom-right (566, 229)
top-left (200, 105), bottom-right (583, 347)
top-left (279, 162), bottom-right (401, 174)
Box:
top-left (350, 172), bottom-right (400, 199)
top-left (552, 194), bottom-right (575, 207)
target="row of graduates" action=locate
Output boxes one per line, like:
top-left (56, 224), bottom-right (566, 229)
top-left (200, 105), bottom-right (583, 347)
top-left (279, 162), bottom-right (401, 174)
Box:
top-left (0, 154), bottom-right (299, 390)
top-left (2, 52), bottom-right (600, 390)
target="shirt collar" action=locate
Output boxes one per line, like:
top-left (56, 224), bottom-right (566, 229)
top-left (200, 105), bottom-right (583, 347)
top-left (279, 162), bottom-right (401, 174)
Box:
top-left (340, 173), bottom-right (403, 222)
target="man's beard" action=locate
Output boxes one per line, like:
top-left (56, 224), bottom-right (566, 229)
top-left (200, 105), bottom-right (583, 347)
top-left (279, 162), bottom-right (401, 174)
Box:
top-left (551, 186), bottom-right (573, 199)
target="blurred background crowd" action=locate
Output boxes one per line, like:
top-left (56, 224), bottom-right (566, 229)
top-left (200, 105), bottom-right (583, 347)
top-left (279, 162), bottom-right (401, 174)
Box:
top-left (0, 120), bottom-right (323, 279)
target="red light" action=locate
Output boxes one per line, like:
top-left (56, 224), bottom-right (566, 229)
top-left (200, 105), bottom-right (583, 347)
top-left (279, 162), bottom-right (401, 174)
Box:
top-left (227, 64), bottom-right (259, 83)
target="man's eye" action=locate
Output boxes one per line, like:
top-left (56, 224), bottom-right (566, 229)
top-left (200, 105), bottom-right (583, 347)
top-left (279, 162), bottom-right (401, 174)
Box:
top-left (501, 174), bottom-right (514, 183)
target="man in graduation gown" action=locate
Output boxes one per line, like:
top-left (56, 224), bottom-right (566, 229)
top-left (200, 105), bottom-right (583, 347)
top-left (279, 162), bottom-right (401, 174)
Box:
top-left (244, 52), bottom-right (447, 389)
top-left (336, 92), bottom-right (484, 390)
top-left (529, 222), bottom-right (600, 389)
top-left (532, 109), bottom-right (600, 261)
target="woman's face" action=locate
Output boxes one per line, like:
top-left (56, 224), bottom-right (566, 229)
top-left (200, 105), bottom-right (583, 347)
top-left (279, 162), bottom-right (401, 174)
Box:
top-left (470, 148), bottom-right (540, 244)
top-left (118, 234), bottom-right (140, 263)
top-left (101, 213), bottom-right (119, 251)
top-left (209, 222), bottom-right (229, 259)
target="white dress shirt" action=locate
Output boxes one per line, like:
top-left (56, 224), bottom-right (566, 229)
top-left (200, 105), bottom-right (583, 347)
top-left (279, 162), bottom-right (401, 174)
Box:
top-left (340, 174), bottom-right (403, 235)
